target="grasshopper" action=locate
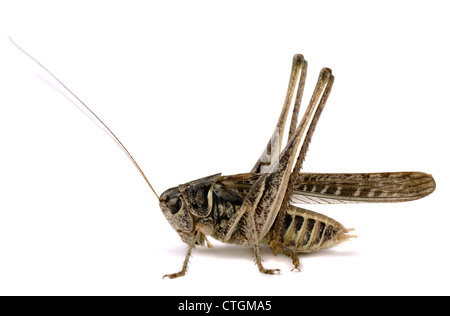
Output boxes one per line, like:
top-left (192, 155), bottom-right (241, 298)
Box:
top-left (12, 39), bottom-right (435, 279)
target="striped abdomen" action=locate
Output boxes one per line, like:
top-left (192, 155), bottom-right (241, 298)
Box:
top-left (265, 205), bottom-right (355, 253)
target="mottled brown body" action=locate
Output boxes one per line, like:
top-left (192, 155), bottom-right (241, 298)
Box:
top-left (160, 173), bottom-right (357, 254)
top-left (158, 54), bottom-right (435, 278)
top-left (161, 169), bottom-right (435, 256)
top-left (14, 39), bottom-right (435, 279)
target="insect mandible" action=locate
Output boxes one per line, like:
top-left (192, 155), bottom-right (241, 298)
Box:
top-left (12, 39), bottom-right (436, 279)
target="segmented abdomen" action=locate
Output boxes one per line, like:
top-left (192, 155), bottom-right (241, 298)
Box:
top-left (268, 205), bottom-right (354, 253)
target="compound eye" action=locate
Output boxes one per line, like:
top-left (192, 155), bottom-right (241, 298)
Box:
top-left (168, 197), bottom-right (182, 214)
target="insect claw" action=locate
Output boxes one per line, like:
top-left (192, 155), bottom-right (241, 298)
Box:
top-left (257, 264), bottom-right (281, 275)
top-left (263, 268), bottom-right (281, 275)
top-left (162, 272), bottom-right (185, 279)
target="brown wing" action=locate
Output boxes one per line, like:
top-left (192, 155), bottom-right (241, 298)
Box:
top-left (219, 172), bottom-right (435, 204)
top-left (291, 172), bottom-right (436, 204)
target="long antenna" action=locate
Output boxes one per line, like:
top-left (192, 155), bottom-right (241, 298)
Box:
top-left (9, 37), bottom-right (160, 200)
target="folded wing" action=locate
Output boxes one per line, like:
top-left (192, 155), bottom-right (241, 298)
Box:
top-left (292, 172), bottom-right (436, 204)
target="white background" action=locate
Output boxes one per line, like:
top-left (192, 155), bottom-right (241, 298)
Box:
top-left (0, 1), bottom-right (448, 295)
